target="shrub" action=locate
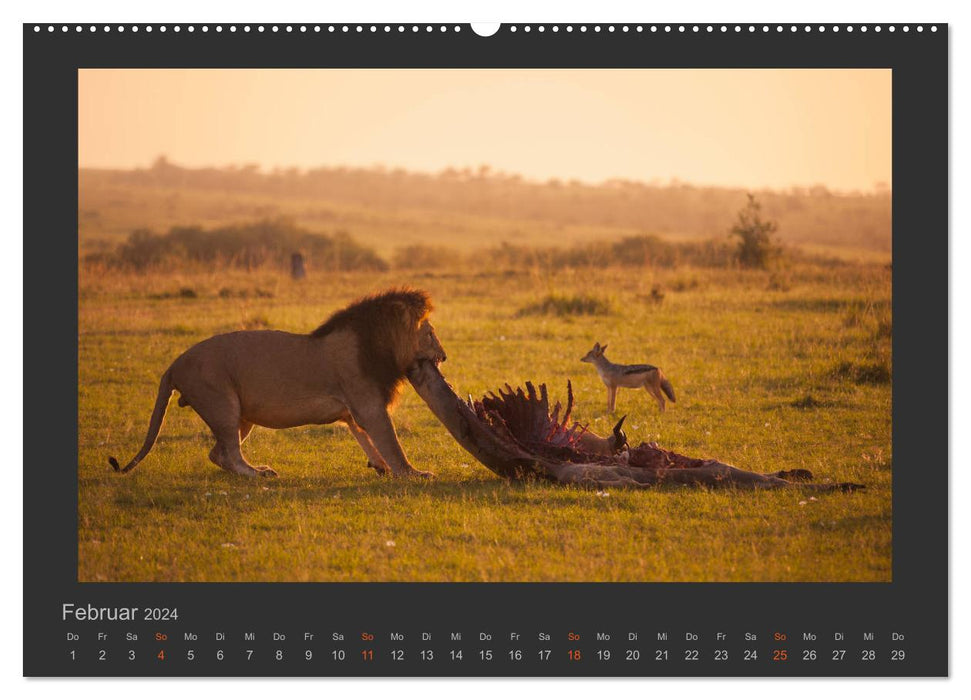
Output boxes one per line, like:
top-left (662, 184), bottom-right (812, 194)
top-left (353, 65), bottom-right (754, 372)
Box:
top-left (730, 194), bottom-right (779, 269)
top-left (147, 287), bottom-right (198, 300)
top-left (218, 287), bottom-right (275, 299)
top-left (831, 360), bottom-right (891, 385)
top-left (517, 294), bottom-right (613, 317)
top-left (791, 394), bottom-right (827, 409)
top-left (485, 236), bottom-right (736, 272)
top-left (88, 219), bottom-right (388, 273)
top-left (669, 275), bottom-right (700, 292)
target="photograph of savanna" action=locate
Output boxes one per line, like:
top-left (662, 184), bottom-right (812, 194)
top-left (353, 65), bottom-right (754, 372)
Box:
top-left (79, 69), bottom-right (891, 582)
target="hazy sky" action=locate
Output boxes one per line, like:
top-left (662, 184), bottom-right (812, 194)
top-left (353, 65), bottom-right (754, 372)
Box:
top-left (78, 69), bottom-right (891, 192)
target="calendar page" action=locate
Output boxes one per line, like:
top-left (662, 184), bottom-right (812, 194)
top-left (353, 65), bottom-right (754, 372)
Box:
top-left (23, 21), bottom-right (947, 677)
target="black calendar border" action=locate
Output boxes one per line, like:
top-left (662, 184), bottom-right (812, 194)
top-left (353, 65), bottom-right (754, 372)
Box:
top-left (23, 23), bottom-right (948, 677)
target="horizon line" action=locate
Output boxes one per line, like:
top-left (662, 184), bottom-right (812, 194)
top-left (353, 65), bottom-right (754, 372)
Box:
top-left (78, 157), bottom-right (892, 198)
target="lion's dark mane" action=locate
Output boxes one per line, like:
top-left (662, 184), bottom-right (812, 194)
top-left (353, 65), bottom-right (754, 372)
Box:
top-left (310, 288), bottom-right (433, 404)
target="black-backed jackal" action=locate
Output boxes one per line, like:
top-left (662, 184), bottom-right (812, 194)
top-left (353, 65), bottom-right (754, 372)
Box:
top-left (580, 342), bottom-right (676, 413)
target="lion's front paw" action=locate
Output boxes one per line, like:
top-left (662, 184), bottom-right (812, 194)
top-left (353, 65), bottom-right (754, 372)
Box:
top-left (255, 466), bottom-right (279, 478)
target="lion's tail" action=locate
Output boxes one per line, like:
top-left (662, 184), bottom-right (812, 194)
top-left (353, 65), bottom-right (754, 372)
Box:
top-left (108, 368), bottom-right (174, 474)
top-left (659, 371), bottom-right (676, 403)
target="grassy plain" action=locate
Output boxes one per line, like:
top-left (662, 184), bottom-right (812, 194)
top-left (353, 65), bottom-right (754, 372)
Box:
top-left (78, 263), bottom-right (892, 582)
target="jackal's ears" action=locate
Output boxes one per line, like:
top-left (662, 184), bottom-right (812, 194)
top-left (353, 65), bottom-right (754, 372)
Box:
top-left (600, 343), bottom-right (607, 352)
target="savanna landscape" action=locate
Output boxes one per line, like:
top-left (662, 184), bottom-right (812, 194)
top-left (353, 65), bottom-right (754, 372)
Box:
top-left (78, 161), bottom-right (892, 583)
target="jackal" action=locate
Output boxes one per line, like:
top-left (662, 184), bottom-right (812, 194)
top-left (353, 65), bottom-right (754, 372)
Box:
top-left (580, 342), bottom-right (676, 413)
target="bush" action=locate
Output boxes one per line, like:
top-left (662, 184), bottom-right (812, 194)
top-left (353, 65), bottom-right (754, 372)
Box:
top-left (88, 219), bottom-right (388, 273)
top-left (831, 360), bottom-right (891, 385)
top-left (517, 294), bottom-right (613, 317)
top-left (790, 394), bottom-right (827, 409)
top-left (147, 287), bottom-right (198, 300)
top-left (731, 194), bottom-right (779, 269)
top-left (485, 235), bottom-right (736, 272)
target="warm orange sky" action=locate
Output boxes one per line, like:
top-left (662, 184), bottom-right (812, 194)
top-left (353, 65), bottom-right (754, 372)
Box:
top-left (78, 69), bottom-right (891, 192)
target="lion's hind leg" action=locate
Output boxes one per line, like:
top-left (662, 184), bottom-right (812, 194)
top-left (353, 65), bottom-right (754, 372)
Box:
top-left (207, 431), bottom-right (278, 478)
top-left (233, 420), bottom-right (274, 473)
top-left (191, 390), bottom-right (277, 478)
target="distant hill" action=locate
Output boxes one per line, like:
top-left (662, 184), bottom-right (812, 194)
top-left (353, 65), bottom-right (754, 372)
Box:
top-left (79, 160), bottom-right (891, 258)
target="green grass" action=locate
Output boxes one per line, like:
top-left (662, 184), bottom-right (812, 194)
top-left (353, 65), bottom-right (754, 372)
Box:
top-left (517, 293), bottom-right (613, 317)
top-left (79, 263), bottom-right (892, 582)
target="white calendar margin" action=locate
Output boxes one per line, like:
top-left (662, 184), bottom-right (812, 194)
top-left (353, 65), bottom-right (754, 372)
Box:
top-left (1, 1), bottom-right (965, 699)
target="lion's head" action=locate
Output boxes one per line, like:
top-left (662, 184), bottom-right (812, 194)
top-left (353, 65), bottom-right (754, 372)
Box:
top-left (415, 319), bottom-right (446, 365)
top-left (311, 288), bottom-right (444, 403)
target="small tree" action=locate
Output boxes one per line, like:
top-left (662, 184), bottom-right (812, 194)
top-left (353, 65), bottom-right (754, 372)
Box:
top-left (730, 194), bottom-right (778, 269)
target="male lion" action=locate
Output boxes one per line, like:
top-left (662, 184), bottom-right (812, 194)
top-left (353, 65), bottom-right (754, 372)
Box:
top-left (108, 288), bottom-right (445, 479)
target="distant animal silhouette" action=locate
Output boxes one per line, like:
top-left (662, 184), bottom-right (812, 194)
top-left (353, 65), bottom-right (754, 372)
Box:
top-left (290, 252), bottom-right (306, 279)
